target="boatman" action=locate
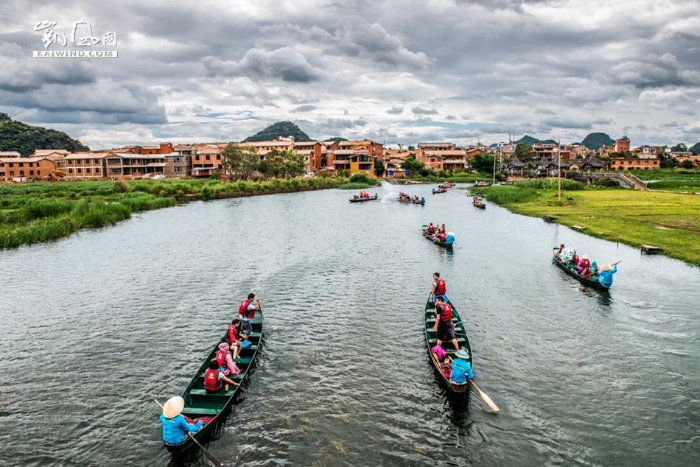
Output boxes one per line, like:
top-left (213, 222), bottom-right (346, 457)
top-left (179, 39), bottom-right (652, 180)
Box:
top-left (449, 348), bottom-right (474, 385)
top-left (434, 296), bottom-right (460, 350)
top-left (431, 272), bottom-right (447, 304)
top-left (159, 396), bottom-right (203, 445)
top-left (238, 293), bottom-right (261, 335)
top-left (598, 261), bottom-right (621, 288)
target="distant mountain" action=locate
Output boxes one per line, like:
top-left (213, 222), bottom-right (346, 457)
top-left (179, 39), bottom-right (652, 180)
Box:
top-left (581, 132), bottom-right (615, 150)
top-left (0, 113), bottom-right (89, 156)
top-left (243, 121), bottom-right (311, 143)
top-left (514, 135), bottom-right (557, 146)
top-left (689, 142), bottom-right (700, 155)
top-left (325, 137), bottom-right (348, 144)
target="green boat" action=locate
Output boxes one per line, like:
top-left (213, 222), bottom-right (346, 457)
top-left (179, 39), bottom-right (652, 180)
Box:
top-left (421, 225), bottom-right (454, 249)
top-left (424, 295), bottom-right (472, 393)
top-left (164, 311), bottom-right (264, 453)
top-left (552, 255), bottom-right (610, 291)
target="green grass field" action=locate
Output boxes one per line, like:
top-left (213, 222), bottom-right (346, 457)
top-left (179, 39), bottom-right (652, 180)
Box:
top-left (476, 184), bottom-right (700, 265)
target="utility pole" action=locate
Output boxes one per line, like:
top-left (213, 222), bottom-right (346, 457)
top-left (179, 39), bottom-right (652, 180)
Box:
top-left (557, 140), bottom-right (561, 201)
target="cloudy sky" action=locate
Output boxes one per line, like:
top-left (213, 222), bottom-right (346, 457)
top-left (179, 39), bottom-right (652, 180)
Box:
top-left (1, 0), bottom-right (699, 149)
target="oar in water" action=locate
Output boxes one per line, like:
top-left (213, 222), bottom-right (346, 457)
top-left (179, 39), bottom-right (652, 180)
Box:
top-left (154, 399), bottom-right (225, 467)
top-left (470, 381), bottom-right (500, 414)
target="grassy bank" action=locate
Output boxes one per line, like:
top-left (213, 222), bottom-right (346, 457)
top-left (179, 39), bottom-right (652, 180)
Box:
top-left (475, 182), bottom-right (700, 265)
top-left (0, 177), bottom-right (348, 248)
top-left (398, 173), bottom-right (495, 184)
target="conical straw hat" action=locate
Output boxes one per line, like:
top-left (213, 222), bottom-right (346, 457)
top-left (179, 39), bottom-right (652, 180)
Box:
top-left (163, 396), bottom-right (184, 418)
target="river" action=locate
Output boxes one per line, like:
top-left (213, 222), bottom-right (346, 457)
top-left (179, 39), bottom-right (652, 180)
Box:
top-left (0, 183), bottom-right (698, 466)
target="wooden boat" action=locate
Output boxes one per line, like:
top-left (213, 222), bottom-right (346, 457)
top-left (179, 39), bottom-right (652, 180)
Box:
top-left (432, 188), bottom-right (447, 195)
top-left (474, 181), bottom-right (492, 187)
top-left (440, 182), bottom-right (456, 189)
top-left (421, 226), bottom-right (454, 249)
top-left (164, 311), bottom-right (264, 453)
top-left (552, 255), bottom-right (610, 291)
top-left (472, 198), bottom-right (486, 209)
top-left (349, 195), bottom-right (378, 203)
top-left (399, 197), bottom-right (425, 205)
top-left (424, 295), bottom-right (472, 393)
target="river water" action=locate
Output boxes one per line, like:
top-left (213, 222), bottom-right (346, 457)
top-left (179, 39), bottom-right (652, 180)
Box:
top-left (1, 184), bottom-right (698, 467)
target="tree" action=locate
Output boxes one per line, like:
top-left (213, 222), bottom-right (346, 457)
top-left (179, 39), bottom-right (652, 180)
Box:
top-left (470, 152), bottom-right (496, 174)
top-left (222, 144), bottom-right (259, 180)
top-left (408, 145), bottom-right (416, 150)
top-left (401, 156), bottom-right (425, 172)
top-left (258, 148), bottom-right (304, 178)
top-left (514, 143), bottom-right (533, 161)
top-left (374, 159), bottom-right (385, 177)
top-left (680, 159), bottom-right (695, 169)
top-left (657, 152), bottom-right (679, 169)
top-left (671, 143), bottom-right (687, 152)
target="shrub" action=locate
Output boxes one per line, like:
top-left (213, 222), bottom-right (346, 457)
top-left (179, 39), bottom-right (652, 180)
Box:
top-left (594, 177), bottom-right (620, 187)
top-left (349, 173), bottom-right (372, 184)
top-left (113, 180), bottom-right (129, 193)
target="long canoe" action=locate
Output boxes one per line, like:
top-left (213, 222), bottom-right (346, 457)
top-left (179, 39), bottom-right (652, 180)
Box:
top-left (472, 200), bottom-right (486, 209)
top-left (552, 255), bottom-right (610, 291)
top-left (421, 226), bottom-right (454, 249)
top-left (399, 198), bottom-right (425, 205)
top-left (164, 311), bottom-right (264, 453)
top-left (349, 195), bottom-right (378, 203)
top-left (432, 189), bottom-right (447, 195)
top-left (474, 181), bottom-right (492, 187)
top-left (424, 295), bottom-right (472, 393)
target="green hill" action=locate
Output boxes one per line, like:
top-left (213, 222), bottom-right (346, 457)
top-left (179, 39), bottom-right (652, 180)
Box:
top-left (581, 132), bottom-right (615, 150)
top-left (689, 142), bottom-right (700, 155)
top-left (0, 113), bottom-right (89, 156)
top-left (243, 121), bottom-right (312, 143)
top-left (514, 135), bottom-right (557, 146)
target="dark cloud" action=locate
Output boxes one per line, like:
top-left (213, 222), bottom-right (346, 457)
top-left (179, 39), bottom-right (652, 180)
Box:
top-left (203, 47), bottom-right (322, 82)
top-left (445, 115), bottom-right (457, 120)
top-left (609, 53), bottom-right (700, 89)
top-left (535, 107), bottom-right (556, 115)
top-left (541, 117), bottom-right (593, 130)
top-left (593, 118), bottom-right (612, 125)
top-left (293, 105), bottom-right (318, 112)
top-left (412, 106), bottom-right (438, 115)
top-left (453, 0), bottom-right (557, 12)
top-left (387, 106), bottom-right (403, 114)
top-left (325, 118), bottom-right (367, 130)
top-left (0, 81), bottom-right (167, 124)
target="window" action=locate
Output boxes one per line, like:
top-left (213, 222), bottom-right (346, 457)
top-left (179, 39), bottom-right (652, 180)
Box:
top-left (8, 163), bottom-right (13, 167)
top-left (68, 168), bottom-right (73, 174)
top-left (30, 170), bottom-right (34, 175)
top-left (19, 163), bottom-right (24, 167)
top-left (96, 168), bottom-right (100, 173)
top-left (77, 168), bottom-right (82, 174)
top-left (86, 168), bottom-right (91, 174)
top-left (206, 155), bottom-right (210, 160)
top-left (20, 170), bottom-right (25, 176)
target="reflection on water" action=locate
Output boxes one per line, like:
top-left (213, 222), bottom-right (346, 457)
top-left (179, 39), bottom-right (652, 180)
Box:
top-left (1, 184), bottom-right (699, 466)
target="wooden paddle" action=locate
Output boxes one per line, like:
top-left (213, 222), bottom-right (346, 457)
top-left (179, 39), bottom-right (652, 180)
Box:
top-left (154, 400), bottom-right (225, 466)
top-left (469, 381), bottom-right (500, 414)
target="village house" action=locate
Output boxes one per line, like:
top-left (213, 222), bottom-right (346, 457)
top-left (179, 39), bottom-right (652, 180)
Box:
top-left (532, 143), bottom-right (558, 160)
top-left (105, 153), bottom-right (168, 179)
top-left (63, 152), bottom-right (109, 180)
top-left (609, 157), bottom-right (660, 170)
top-left (417, 143), bottom-right (467, 171)
top-left (328, 140), bottom-right (382, 176)
top-left (615, 137), bottom-right (631, 153)
top-left (671, 151), bottom-right (700, 167)
top-left (0, 156), bottom-right (58, 182)
top-left (293, 140), bottom-right (324, 173)
top-left (633, 145), bottom-right (659, 159)
top-left (191, 144), bottom-right (223, 177)
top-left (382, 149), bottom-right (414, 177)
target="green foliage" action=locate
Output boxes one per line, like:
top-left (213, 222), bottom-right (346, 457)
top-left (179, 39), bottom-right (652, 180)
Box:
top-left (470, 152), bottom-right (496, 173)
top-left (338, 182), bottom-right (374, 190)
top-left (349, 173), bottom-right (373, 184)
top-left (0, 113), bottom-right (89, 156)
top-left (594, 177), bottom-right (620, 187)
top-left (401, 156), bottom-right (425, 172)
top-left (114, 180), bottom-right (129, 193)
top-left (243, 121), bottom-right (311, 142)
top-left (581, 132), bottom-right (614, 150)
top-left (514, 143), bottom-right (533, 161)
top-left (647, 180), bottom-right (700, 190)
top-left (680, 160), bottom-right (695, 169)
top-left (476, 185), bottom-right (541, 204)
top-left (671, 143), bottom-right (687, 152)
top-left (374, 159), bottom-right (385, 177)
top-left (210, 169), bottom-right (221, 180)
top-left (516, 179), bottom-right (585, 190)
top-left (222, 144), bottom-right (259, 180)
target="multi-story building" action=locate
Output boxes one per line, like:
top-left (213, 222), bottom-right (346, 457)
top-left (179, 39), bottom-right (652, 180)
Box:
top-left (0, 156), bottom-right (57, 182)
top-left (615, 137), bottom-right (631, 153)
top-left (670, 152), bottom-right (700, 167)
top-left (417, 143), bottom-right (467, 171)
top-left (64, 152), bottom-right (109, 180)
top-left (327, 140), bottom-right (381, 175)
top-left (191, 144), bottom-right (223, 177)
top-left (105, 153), bottom-right (167, 178)
top-left (609, 158), bottom-right (660, 170)
top-left (164, 151), bottom-right (190, 178)
top-left (634, 145), bottom-right (658, 159)
top-left (532, 143), bottom-right (558, 159)
top-left (293, 141), bottom-right (324, 173)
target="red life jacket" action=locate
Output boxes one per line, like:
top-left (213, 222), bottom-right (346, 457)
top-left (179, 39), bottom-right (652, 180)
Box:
top-left (239, 299), bottom-right (250, 316)
top-left (216, 349), bottom-right (227, 367)
top-left (227, 324), bottom-right (239, 343)
top-left (435, 279), bottom-right (446, 295)
top-left (204, 369), bottom-right (221, 392)
top-left (428, 225), bottom-right (435, 233)
top-left (439, 303), bottom-right (453, 323)
top-left (439, 234), bottom-right (446, 242)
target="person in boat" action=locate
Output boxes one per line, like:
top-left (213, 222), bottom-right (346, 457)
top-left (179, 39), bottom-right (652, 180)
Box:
top-left (238, 293), bottom-right (260, 335)
top-left (431, 345), bottom-right (452, 378)
top-left (226, 318), bottom-right (247, 359)
top-left (434, 296), bottom-right (460, 350)
top-left (427, 223), bottom-right (436, 234)
top-left (577, 255), bottom-right (590, 275)
top-left (438, 231), bottom-right (447, 243)
top-left (449, 348), bottom-right (474, 385)
top-left (159, 396), bottom-right (203, 445)
top-left (420, 196), bottom-right (425, 205)
top-left (204, 359), bottom-right (241, 393)
top-left (432, 272), bottom-right (447, 303)
top-left (598, 262), bottom-right (620, 288)
top-left (555, 243), bottom-right (565, 259)
top-left (445, 231), bottom-right (455, 245)
top-left (439, 224), bottom-right (446, 234)
top-left (216, 342), bottom-right (242, 376)
top-left (583, 260), bottom-right (599, 281)
top-left (568, 252), bottom-right (579, 269)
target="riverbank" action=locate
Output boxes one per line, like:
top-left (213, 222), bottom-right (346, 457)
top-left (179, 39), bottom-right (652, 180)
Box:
top-left (0, 177), bottom-right (348, 248)
top-left (475, 183), bottom-right (700, 265)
